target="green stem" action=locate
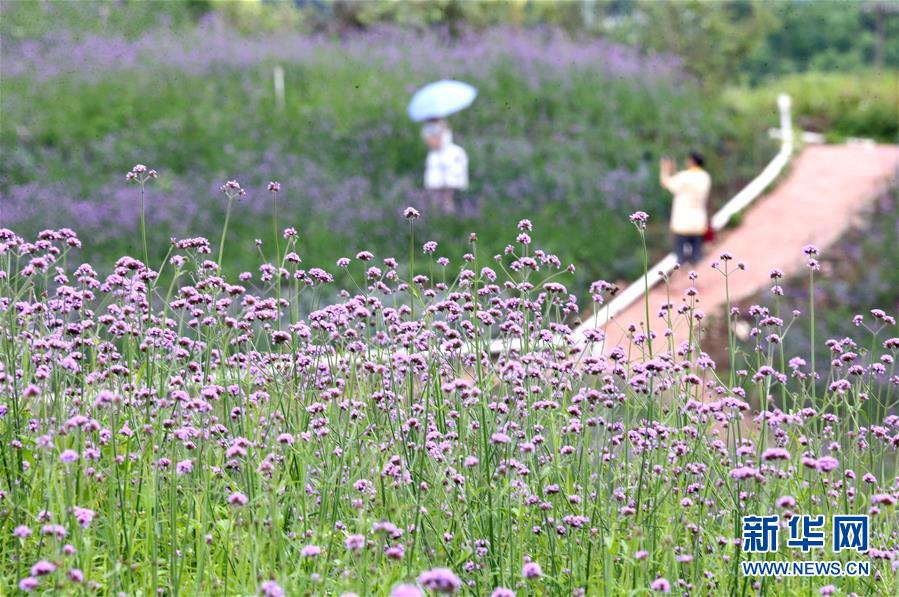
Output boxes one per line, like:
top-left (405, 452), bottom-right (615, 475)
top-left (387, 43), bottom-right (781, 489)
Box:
top-left (219, 196), bottom-right (234, 266)
top-left (140, 182), bottom-right (149, 267)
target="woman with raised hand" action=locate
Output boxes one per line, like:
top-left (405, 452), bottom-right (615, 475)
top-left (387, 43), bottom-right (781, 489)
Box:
top-left (660, 150), bottom-right (712, 265)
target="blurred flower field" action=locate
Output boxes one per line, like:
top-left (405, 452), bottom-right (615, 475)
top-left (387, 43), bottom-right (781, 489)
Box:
top-left (1, 4), bottom-right (772, 290)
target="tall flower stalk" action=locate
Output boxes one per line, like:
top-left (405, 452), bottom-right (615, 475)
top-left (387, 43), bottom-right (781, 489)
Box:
top-left (218, 180), bottom-right (245, 266)
top-left (125, 164), bottom-right (157, 267)
top-left (804, 244), bottom-right (820, 399)
top-left (268, 182), bottom-right (282, 264)
top-left (268, 182), bottom-right (283, 330)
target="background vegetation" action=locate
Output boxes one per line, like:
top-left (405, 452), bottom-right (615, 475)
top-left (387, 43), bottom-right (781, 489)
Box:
top-left (1, 0), bottom-right (897, 293)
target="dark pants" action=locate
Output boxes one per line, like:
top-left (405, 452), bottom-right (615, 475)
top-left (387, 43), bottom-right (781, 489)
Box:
top-left (673, 234), bottom-right (703, 265)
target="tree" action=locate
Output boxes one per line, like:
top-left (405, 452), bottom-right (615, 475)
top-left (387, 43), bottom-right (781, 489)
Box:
top-left (600, 0), bottom-right (778, 86)
top-left (862, 1), bottom-right (899, 69)
top-left (742, 0), bottom-right (899, 81)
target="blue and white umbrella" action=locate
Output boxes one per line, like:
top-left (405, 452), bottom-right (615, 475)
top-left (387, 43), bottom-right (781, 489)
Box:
top-left (407, 80), bottom-right (478, 122)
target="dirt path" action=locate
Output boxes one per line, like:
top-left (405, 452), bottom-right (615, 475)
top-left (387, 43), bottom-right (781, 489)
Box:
top-left (599, 144), bottom-right (898, 356)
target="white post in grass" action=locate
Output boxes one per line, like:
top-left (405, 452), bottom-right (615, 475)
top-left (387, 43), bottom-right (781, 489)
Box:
top-left (273, 65), bottom-right (285, 112)
top-left (778, 93), bottom-right (793, 147)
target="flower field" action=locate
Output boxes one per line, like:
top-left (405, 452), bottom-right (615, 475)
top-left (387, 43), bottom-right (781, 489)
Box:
top-left (1, 5), bottom-right (772, 291)
top-left (1, 169), bottom-right (897, 595)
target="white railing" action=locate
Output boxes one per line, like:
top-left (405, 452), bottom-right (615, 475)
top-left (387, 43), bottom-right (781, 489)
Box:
top-left (487, 94), bottom-right (794, 356)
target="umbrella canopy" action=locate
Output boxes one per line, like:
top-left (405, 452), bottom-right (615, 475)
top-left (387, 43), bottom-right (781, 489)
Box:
top-left (407, 80), bottom-right (478, 122)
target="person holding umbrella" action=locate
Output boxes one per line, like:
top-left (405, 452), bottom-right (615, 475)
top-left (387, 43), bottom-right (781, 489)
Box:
top-left (408, 80), bottom-right (477, 214)
top-left (421, 119), bottom-right (468, 213)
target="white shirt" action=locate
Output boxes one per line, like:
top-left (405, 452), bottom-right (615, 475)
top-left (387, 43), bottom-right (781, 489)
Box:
top-left (424, 132), bottom-right (468, 190)
top-left (664, 168), bottom-right (711, 235)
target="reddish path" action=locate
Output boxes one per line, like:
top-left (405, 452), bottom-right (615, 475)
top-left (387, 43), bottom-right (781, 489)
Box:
top-left (601, 144), bottom-right (898, 355)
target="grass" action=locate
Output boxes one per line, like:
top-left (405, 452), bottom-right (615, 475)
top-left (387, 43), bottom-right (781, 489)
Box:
top-left (0, 190), bottom-right (897, 595)
top-left (725, 71), bottom-right (899, 142)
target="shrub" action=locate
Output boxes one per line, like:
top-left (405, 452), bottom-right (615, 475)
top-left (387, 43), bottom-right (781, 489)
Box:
top-left (726, 71), bottom-right (899, 142)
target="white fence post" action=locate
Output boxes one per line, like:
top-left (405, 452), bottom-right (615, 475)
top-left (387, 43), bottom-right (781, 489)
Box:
top-left (778, 93), bottom-right (793, 147)
top-left (273, 65), bottom-right (285, 112)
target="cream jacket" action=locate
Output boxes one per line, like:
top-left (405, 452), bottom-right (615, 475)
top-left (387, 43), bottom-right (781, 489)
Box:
top-left (664, 168), bottom-right (711, 235)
